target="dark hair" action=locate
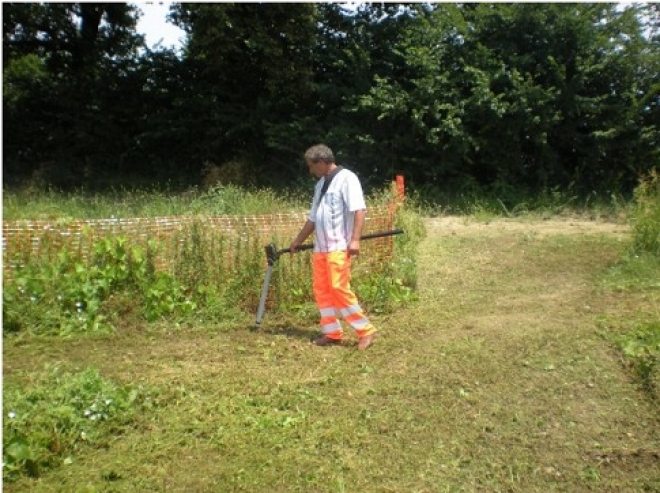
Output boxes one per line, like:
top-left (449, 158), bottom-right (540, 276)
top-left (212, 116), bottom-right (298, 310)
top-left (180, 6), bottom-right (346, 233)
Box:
top-left (304, 144), bottom-right (335, 164)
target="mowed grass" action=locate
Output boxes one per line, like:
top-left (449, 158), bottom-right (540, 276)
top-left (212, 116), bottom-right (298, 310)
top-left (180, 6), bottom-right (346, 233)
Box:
top-left (4, 216), bottom-right (660, 492)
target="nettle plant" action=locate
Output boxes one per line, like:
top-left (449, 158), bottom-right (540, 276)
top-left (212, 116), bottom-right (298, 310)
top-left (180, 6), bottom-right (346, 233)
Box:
top-left (3, 236), bottom-right (195, 335)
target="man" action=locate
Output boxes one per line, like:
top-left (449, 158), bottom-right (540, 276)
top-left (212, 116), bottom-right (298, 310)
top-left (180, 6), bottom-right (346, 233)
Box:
top-left (290, 144), bottom-right (378, 350)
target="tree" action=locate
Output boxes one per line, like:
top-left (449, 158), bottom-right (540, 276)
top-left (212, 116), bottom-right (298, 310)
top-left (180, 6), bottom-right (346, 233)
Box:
top-left (168, 3), bottom-right (318, 182)
top-left (353, 3), bottom-right (659, 196)
top-left (3, 2), bottom-right (657, 195)
top-left (273, 3), bottom-right (426, 188)
top-left (3, 3), bottom-right (144, 185)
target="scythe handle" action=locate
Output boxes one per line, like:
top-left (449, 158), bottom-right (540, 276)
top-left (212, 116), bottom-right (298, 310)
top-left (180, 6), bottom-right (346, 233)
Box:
top-left (277, 228), bottom-right (404, 257)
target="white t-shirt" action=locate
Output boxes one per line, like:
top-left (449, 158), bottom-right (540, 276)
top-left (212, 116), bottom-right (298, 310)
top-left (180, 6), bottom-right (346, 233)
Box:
top-left (308, 168), bottom-right (366, 253)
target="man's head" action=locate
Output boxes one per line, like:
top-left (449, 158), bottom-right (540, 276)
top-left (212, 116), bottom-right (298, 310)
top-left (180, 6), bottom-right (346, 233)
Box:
top-left (304, 144), bottom-right (336, 178)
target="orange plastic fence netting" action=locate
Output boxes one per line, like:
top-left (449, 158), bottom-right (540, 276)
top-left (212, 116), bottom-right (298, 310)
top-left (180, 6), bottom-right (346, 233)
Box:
top-left (2, 203), bottom-right (399, 283)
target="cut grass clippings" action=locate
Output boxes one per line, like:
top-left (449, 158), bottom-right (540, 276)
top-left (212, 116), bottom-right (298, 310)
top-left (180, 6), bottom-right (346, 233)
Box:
top-left (3, 216), bottom-right (660, 492)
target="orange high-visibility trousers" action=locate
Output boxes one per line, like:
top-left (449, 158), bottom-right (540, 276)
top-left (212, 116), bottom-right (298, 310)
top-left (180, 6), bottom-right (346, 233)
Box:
top-left (313, 251), bottom-right (376, 340)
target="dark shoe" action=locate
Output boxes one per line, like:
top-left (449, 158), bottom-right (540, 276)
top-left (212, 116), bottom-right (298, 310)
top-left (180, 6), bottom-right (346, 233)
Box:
top-left (357, 332), bottom-right (379, 350)
top-left (312, 335), bottom-right (342, 346)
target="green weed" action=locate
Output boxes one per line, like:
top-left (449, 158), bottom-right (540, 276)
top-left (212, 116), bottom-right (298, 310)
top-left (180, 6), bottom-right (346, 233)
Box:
top-left (3, 188), bottom-right (421, 335)
top-left (408, 181), bottom-right (629, 221)
top-left (188, 184), bottom-right (307, 216)
top-left (631, 170), bottom-right (660, 256)
top-left (616, 320), bottom-right (660, 398)
top-left (602, 252), bottom-right (660, 292)
top-left (3, 236), bottom-right (195, 335)
top-left (356, 269), bottom-right (416, 314)
top-left (3, 366), bottom-right (156, 482)
top-left (355, 208), bottom-right (425, 314)
top-left (601, 172), bottom-right (660, 399)
top-left (2, 184), bottom-right (309, 220)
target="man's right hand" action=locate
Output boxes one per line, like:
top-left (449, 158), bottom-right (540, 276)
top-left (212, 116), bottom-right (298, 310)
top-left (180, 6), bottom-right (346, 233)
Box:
top-left (291, 220), bottom-right (315, 253)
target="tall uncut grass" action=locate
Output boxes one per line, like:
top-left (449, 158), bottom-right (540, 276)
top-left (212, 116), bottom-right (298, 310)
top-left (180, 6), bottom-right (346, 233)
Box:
top-left (603, 171), bottom-right (660, 399)
top-left (2, 184), bottom-right (423, 337)
top-left (631, 170), bottom-right (660, 257)
top-left (407, 180), bottom-right (629, 221)
top-left (2, 184), bottom-right (309, 220)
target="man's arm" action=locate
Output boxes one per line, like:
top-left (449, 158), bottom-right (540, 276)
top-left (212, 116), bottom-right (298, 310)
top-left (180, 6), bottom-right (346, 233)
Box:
top-left (290, 219), bottom-right (315, 253)
top-left (348, 209), bottom-right (366, 256)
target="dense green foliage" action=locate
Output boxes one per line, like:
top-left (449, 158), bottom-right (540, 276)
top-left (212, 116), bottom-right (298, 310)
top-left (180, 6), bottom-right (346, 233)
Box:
top-left (2, 183), bottom-right (310, 220)
top-left (599, 173), bottom-right (660, 399)
top-left (3, 3), bottom-right (658, 196)
top-left (631, 171), bottom-right (660, 256)
top-left (617, 172), bottom-right (660, 397)
top-left (618, 320), bottom-right (660, 397)
top-left (3, 236), bottom-right (197, 335)
top-left (2, 186), bottom-right (422, 337)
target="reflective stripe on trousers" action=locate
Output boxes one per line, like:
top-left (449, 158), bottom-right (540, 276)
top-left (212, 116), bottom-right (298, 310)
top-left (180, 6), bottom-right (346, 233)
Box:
top-left (313, 251), bottom-right (376, 339)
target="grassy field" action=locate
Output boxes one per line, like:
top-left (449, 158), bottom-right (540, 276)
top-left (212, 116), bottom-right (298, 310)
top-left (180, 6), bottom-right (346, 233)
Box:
top-left (4, 212), bottom-right (659, 492)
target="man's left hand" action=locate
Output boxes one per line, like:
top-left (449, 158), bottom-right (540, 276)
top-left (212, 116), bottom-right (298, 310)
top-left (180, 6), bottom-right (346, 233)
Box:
top-left (348, 239), bottom-right (360, 256)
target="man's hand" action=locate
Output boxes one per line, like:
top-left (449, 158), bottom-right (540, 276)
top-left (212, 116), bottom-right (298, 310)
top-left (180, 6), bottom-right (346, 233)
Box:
top-left (291, 219), bottom-right (315, 253)
top-left (349, 209), bottom-right (366, 257)
top-left (348, 239), bottom-right (360, 257)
